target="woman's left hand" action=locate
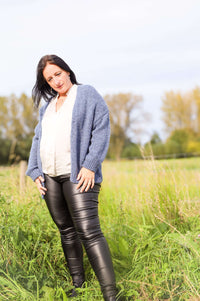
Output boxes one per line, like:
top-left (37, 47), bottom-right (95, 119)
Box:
top-left (76, 167), bottom-right (95, 192)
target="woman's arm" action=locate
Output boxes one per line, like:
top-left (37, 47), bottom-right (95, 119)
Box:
top-left (82, 110), bottom-right (110, 172)
top-left (26, 105), bottom-right (47, 181)
top-left (26, 122), bottom-right (42, 181)
top-left (76, 90), bottom-right (110, 192)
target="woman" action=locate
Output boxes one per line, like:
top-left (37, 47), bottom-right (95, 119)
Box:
top-left (26, 55), bottom-right (117, 300)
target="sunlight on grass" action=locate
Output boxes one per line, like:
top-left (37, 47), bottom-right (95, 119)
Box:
top-left (1, 158), bottom-right (200, 300)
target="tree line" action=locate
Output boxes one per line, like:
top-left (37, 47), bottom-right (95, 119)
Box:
top-left (144, 86), bottom-right (200, 159)
top-left (0, 86), bottom-right (200, 164)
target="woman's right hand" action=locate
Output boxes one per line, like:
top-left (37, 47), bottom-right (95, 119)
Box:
top-left (35, 176), bottom-right (47, 195)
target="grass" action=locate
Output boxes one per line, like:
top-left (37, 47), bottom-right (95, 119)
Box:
top-left (1, 157), bottom-right (200, 300)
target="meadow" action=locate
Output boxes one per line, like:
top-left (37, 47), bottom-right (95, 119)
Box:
top-left (1, 158), bottom-right (200, 300)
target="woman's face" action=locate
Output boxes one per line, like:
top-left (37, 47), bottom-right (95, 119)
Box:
top-left (43, 63), bottom-right (72, 96)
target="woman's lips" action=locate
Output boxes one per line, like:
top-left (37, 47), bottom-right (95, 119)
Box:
top-left (57, 84), bottom-right (63, 89)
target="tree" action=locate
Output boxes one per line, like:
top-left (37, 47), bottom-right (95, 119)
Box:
top-left (161, 91), bottom-right (193, 134)
top-left (193, 87), bottom-right (200, 134)
top-left (104, 92), bottom-right (145, 159)
top-left (144, 132), bottom-right (164, 158)
top-left (161, 87), bottom-right (200, 137)
top-left (150, 132), bottom-right (162, 144)
top-left (121, 142), bottom-right (141, 159)
top-left (0, 130), bottom-right (11, 164)
top-left (0, 93), bottom-right (38, 163)
top-left (165, 129), bottom-right (189, 155)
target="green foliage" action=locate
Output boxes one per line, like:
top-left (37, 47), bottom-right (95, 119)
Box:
top-left (150, 132), bottom-right (162, 145)
top-left (166, 129), bottom-right (189, 154)
top-left (0, 93), bottom-right (38, 164)
top-left (121, 142), bottom-right (141, 159)
top-left (0, 137), bottom-right (11, 164)
top-left (142, 129), bottom-right (200, 159)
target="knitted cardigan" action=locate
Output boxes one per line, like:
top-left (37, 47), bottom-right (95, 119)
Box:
top-left (26, 85), bottom-right (110, 184)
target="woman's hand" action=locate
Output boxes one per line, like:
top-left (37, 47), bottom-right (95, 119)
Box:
top-left (76, 167), bottom-right (95, 192)
top-left (35, 176), bottom-right (47, 195)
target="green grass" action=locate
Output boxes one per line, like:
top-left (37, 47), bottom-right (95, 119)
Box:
top-left (1, 158), bottom-right (200, 300)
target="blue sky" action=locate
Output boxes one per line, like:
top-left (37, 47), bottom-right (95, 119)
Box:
top-left (0, 0), bottom-right (199, 142)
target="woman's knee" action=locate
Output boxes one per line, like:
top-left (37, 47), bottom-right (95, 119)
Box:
top-left (75, 214), bottom-right (104, 241)
top-left (59, 226), bottom-right (78, 243)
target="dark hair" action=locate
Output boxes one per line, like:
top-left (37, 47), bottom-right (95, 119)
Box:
top-left (32, 54), bottom-right (79, 107)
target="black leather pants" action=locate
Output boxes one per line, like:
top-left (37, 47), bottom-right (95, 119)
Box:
top-left (44, 174), bottom-right (117, 300)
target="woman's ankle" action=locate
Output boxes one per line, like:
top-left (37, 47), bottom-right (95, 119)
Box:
top-left (72, 274), bottom-right (85, 288)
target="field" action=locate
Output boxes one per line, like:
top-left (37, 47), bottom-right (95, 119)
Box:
top-left (1, 158), bottom-right (200, 300)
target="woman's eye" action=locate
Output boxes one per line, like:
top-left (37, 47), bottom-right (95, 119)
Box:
top-left (48, 78), bottom-right (52, 82)
top-left (56, 72), bottom-right (61, 76)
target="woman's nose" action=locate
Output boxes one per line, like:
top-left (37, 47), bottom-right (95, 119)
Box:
top-left (53, 77), bottom-right (60, 85)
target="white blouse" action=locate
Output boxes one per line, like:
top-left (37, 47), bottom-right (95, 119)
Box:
top-left (40, 84), bottom-right (77, 176)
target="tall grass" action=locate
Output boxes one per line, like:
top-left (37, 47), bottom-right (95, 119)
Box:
top-left (1, 158), bottom-right (200, 300)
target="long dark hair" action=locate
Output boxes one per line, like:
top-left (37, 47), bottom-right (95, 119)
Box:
top-left (32, 54), bottom-right (79, 107)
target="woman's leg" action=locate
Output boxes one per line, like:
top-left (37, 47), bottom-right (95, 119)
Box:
top-left (63, 181), bottom-right (117, 300)
top-left (44, 174), bottom-right (85, 287)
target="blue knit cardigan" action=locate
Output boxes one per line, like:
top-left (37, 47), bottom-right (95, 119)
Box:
top-left (26, 85), bottom-right (110, 184)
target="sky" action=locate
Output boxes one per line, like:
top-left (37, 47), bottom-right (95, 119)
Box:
top-left (0, 0), bottom-right (199, 142)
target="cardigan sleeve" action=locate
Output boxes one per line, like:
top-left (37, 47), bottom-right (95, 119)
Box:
top-left (26, 106), bottom-right (45, 181)
top-left (26, 122), bottom-right (42, 181)
top-left (81, 95), bottom-right (110, 172)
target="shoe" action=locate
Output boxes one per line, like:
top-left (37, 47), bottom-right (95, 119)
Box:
top-left (68, 288), bottom-right (77, 298)
top-left (68, 278), bottom-right (85, 298)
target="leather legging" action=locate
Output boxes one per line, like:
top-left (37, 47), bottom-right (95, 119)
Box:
top-left (44, 174), bottom-right (117, 300)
